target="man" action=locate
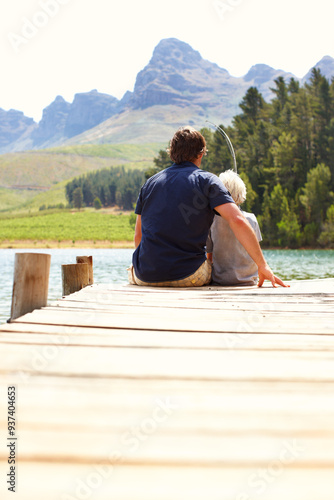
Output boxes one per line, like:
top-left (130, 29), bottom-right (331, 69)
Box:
top-left (130, 126), bottom-right (287, 288)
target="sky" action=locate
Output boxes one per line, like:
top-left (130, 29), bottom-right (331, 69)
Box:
top-left (1, 0), bottom-right (334, 122)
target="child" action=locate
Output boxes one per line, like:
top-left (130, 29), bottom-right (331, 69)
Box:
top-left (206, 170), bottom-right (262, 286)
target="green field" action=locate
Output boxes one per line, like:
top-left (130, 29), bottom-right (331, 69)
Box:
top-left (0, 210), bottom-right (135, 246)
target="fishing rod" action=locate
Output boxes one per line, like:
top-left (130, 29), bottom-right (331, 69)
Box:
top-left (205, 120), bottom-right (237, 173)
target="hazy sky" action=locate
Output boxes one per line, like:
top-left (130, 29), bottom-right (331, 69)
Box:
top-left (1, 0), bottom-right (333, 121)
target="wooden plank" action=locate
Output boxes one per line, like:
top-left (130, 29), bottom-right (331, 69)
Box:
top-left (46, 302), bottom-right (334, 322)
top-left (1, 427), bottom-right (333, 464)
top-left (80, 278), bottom-right (334, 295)
top-left (1, 373), bottom-right (333, 396)
top-left (53, 297), bottom-right (334, 313)
top-left (1, 343), bottom-right (334, 381)
top-left (72, 290), bottom-right (334, 305)
top-left (1, 377), bottom-right (333, 434)
top-left (57, 284), bottom-right (334, 304)
top-left (1, 462), bottom-right (334, 500)
top-left (1, 328), bottom-right (334, 351)
top-left (9, 307), bottom-right (333, 335)
top-left (2, 401), bottom-right (333, 435)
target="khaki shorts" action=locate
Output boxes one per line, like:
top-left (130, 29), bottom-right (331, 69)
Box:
top-left (127, 259), bottom-right (212, 288)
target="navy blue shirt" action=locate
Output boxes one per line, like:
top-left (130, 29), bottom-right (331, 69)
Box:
top-left (132, 161), bottom-right (234, 282)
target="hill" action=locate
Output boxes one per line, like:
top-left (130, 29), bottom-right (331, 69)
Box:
top-left (0, 143), bottom-right (163, 212)
top-left (64, 104), bottom-right (208, 146)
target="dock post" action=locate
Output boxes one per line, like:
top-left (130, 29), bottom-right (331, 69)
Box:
top-left (76, 256), bottom-right (93, 285)
top-left (10, 252), bottom-right (51, 321)
top-left (61, 263), bottom-right (89, 296)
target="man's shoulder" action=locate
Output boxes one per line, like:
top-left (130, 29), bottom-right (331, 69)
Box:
top-left (193, 168), bottom-right (225, 188)
top-left (142, 166), bottom-right (170, 187)
top-left (195, 168), bottom-right (217, 178)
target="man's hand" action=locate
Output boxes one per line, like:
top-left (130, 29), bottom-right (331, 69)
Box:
top-left (257, 263), bottom-right (290, 288)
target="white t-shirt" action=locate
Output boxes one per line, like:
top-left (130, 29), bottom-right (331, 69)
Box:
top-left (206, 210), bottom-right (262, 286)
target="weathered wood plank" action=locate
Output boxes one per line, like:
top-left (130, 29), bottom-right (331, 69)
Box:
top-left (1, 343), bottom-right (334, 381)
top-left (57, 283), bottom-right (334, 303)
top-left (53, 297), bottom-right (334, 313)
top-left (1, 462), bottom-right (334, 500)
top-left (1, 428), bottom-right (333, 465)
top-left (8, 307), bottom-right (333, 335)
top-left (1, 377), bottom-right (333, 434)
top-left (70, 290), bottom-right (334, 305)
top-left (1, 328), bottom-right (334, 351)
top-left (80, 278), bottom-right (334, 295)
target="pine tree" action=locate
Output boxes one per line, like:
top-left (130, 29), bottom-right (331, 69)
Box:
top-left (73, 187), bottom-right (83, 210)
top-left (318, 204), bottom-right (334, 247)
top-left (300, 163), bottom-right (334, 234)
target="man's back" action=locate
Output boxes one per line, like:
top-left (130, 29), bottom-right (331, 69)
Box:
top-left (133, 162), bottom-right (234, 282)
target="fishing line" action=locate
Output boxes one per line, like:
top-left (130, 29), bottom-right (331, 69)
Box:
top-left (205, 120), bottom-right (237, 173)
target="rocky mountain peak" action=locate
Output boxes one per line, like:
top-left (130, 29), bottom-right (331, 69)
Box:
top-left (244, 64), bottom-right (278, 84)
top-left (31, 95), bottom-right (71, 146)
top-left (30, 90), bottom-right (122, 148)
top-left (0, 108), bottom-right (35, 150)
top-left (64, 90), bottom-right (120, 139)
top-left (150, 38), bottom-right (203, 70)
top-left (130, 38), bottom-right (230, 110)
top-left (302, 55), bottom-right (334, 82)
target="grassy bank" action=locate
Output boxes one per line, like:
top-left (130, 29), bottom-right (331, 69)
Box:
top-left (0, 239), bottom-right (134, 249)
top-left (0, 209), bottom-right (135, 246)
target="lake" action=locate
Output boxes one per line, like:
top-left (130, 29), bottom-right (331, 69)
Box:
top-left (0, 248), bottom-right (333, 324)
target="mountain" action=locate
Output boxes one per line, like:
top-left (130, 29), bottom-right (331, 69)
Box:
top-left (302, 55), bottom-right (334, 83)
top-left (63, 90), bottom-right (121, 139)
top-left (0, 109), bottom-right (36, 150)
top-left (244, 64), bottom-right (295, 97)
top-left (31, 96), bottom-right (70, 147)
top-left (0, 90), bottom-right (123, 153)
top-left (126, 38), bottom-right (234, 109)
top-left (28, 90), bottom-right (122, 150)
top-left (1, 38), bottom-right (334, 153)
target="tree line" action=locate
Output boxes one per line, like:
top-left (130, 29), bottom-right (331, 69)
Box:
top-left (65, 166), bottom-right (145, 211)
top-left (152, 68), bottom-right (334, 248)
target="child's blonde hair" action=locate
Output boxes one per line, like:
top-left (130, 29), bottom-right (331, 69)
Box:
top-left (219, 169), bottom-right (246, 206)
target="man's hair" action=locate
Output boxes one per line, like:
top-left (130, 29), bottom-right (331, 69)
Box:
top-left (219, 170), bottom-right (247, 206)
top-left (167, 126), bottom-right (206, 164)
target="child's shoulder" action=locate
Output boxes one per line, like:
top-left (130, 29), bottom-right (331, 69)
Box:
top-left (241, 210), bottom-right (258, 223)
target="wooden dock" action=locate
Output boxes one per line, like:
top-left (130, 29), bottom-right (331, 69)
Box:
top-left (1, 278), bottom-right (334, 499)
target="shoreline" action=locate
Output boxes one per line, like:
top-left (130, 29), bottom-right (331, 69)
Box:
top-left (0, 240), bottom-right (332, 251)
top-left (0, 240), bottom-right (135, 249)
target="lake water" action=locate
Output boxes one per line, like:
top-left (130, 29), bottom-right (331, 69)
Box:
top-left (0, 248), bottom-right (333, 325)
